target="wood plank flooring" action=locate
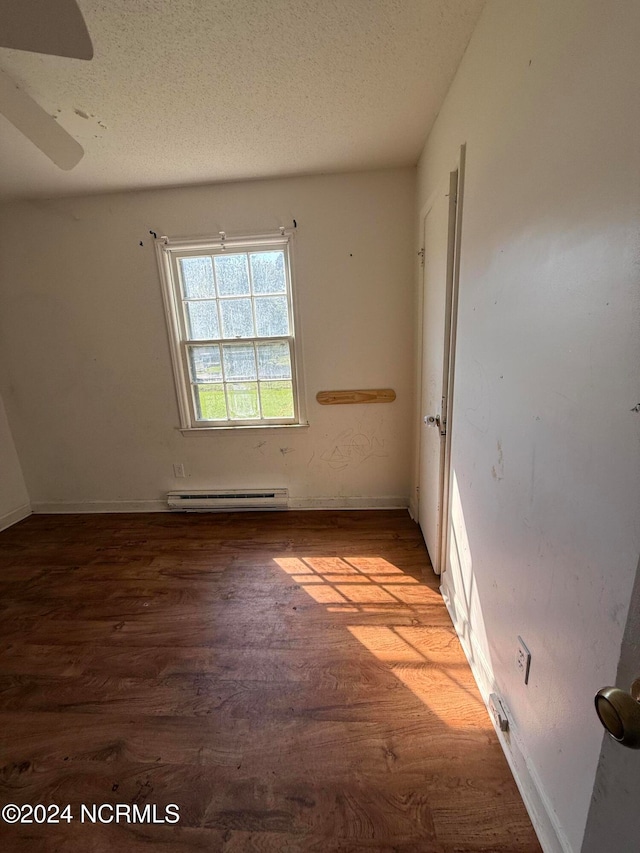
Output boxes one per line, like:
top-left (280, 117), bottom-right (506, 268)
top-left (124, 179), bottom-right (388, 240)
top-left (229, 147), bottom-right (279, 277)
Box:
top-left (0, 510), bottom-right (541, 852)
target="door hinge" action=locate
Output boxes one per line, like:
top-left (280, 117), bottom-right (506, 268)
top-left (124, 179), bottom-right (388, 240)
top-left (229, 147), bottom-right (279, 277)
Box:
top-left (418, 247), bottom-right (425, 266)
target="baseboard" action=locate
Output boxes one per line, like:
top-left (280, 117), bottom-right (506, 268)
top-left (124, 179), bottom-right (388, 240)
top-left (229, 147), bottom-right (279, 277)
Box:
top-left (32, 500), bottom-right (169, 514)
top-left (441, 584), bottom-right (571, 853)
top-left (31, 497), bottom-right (409, 514)
top-left (408, 497), bottom-right (418, 522)
top-left (0, 502), bottom-right (31, 531)
top-left (289, 496), bottom-right (408, 510)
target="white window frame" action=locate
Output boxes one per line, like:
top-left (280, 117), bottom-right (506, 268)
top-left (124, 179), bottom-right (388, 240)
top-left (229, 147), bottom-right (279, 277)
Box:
top-left (155, 230), bottom-right (307, 431)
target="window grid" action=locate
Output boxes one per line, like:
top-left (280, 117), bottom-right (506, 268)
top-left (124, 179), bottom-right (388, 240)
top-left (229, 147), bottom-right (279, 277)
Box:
top-left (177, 254), bottom-right (291, 340)
top-left (248, 258), bottom-right (259, 345)
top-left (172, 245), bottom-right (298, 426)
top-left (184, 338), bottom-right (296, 423)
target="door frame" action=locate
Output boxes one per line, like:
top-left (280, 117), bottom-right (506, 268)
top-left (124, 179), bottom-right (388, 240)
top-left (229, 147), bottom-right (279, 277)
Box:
top-left (415, 144), bottom-right (466, 576)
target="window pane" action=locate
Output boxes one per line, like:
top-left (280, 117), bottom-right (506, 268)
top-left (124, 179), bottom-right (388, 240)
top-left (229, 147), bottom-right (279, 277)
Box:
top-left (255, 296), bottom-right (289, 336)
top-left (256, 341), bottom-right (291, 380)
top-left (250, 251), bottom-right (286, 294)
top-left (180, 257), bottom-right (215, 299)
top-left (189, 345), bottom-right (222, 382)
top-left (214, 254), bottom-right (250, 296)
top-left (222, 343), bottom-right (257, 381)
top-left (260, 381), bottom-right (294, 419)
top-left (186, 301), bottom-right (220, 340)
top-left (220, 298), bottom-right (254, 338)
top-left (195, 384), bottom-right (227, 420)
top-left (227, 382), bottom-right (260, 419)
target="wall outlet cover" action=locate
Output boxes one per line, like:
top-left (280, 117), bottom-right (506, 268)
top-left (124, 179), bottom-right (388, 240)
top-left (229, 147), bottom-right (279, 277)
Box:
top-left (516, 636), bottom-right (531, 685)
top-left (488, 693), bottom-right (509, 732)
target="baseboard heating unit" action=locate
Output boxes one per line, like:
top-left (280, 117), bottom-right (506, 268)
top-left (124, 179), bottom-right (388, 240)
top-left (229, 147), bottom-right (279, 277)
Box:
top-left (167, 489), bottom-right (289, 512)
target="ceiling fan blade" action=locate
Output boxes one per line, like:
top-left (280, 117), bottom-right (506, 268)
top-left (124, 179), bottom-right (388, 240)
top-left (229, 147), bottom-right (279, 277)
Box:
top-left (0, 0), bottom-right (93, 60)
top-left (0, 68), bottom-right (83, 169)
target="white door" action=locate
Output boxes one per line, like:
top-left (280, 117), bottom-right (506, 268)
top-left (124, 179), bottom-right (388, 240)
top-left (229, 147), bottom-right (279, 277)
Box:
top-left (418, 170), bottom-right (459, 573)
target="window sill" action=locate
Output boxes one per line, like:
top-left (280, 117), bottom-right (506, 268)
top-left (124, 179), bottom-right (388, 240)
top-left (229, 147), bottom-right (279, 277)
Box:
top-left (179, 422), bottom-right (309, 435)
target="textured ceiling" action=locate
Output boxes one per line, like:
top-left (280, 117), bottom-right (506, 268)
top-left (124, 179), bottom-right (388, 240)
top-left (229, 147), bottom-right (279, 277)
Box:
top-left (0, 0), bottom-right (484, 200)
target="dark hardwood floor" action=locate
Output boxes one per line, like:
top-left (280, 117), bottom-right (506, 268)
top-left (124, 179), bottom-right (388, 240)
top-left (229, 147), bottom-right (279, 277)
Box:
top-left (0, 510), bottom-right (541, 852)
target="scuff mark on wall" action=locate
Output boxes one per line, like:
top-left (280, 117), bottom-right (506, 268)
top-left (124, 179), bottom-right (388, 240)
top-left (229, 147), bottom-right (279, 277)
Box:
top-left (529, 445), bottom-right (536, 506)
top-left (491, 440), bottom-right (504, 482)
top-left (631, 403), bottom-right (640, 413)
top-left (254, 441), bottom-right (267, 454)
top-left (463, 359), bottom-right (489, 433)
top-left (320, 425), bottom-right (387, 471)
top-left (280, 447), bottom-right (294, 456)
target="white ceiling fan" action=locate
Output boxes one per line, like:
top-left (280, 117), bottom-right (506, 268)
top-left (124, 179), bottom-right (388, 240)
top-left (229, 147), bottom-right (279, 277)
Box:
top-left (0, 0), bottom-right (93, 170)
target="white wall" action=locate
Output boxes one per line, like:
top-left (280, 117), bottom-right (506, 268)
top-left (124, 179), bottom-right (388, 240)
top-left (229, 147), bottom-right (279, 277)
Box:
top-left (416, 2), bottom-right (640, 851)
top-left (0, 169), bottom-right (415, 510)
top-left (0, 389), bottom-right (30, 529)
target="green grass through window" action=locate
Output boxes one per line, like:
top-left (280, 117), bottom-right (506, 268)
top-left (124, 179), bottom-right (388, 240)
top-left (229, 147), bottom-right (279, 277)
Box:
top-left (196, 381), bottom-right (294, 421)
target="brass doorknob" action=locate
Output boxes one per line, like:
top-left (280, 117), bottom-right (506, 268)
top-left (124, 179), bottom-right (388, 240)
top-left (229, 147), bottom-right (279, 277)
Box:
top-left (594, 683), bottom-right (640, 749)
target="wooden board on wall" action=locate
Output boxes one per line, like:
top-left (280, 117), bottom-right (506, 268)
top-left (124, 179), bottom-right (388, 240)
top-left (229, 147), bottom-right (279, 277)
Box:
top-left (316, 389), bottom-right (396, 406)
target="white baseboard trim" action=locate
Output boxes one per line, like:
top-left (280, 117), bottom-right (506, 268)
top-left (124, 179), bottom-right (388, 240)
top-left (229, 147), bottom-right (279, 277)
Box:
top-left (31, 497), bottom-right (409, 514)
top-left (0, 502), bottom-right (32, 531)
top-left (441, 584), bottom-right (572, 853)
top-left (32, 500), bottom-right (169, 514)
top-left (289, 496), bottom-right (409, 510)
top-left (408, 497), bottom-right (418, 522)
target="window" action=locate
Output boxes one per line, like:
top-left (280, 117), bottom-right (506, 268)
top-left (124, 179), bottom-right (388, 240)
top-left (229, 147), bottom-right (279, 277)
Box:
top-left (156, 231), bottom-right (305, 429)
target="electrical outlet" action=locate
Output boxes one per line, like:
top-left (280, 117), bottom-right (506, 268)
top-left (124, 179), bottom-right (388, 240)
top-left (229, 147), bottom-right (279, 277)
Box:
top-left (516, 636), bottom-right (531, 684)
top-left (173, 463), bottom-right (185, 478)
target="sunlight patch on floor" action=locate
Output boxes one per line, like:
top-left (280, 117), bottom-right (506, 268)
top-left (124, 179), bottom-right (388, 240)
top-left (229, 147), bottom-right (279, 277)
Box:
top-left (273, 554), bottom-right (491, 731)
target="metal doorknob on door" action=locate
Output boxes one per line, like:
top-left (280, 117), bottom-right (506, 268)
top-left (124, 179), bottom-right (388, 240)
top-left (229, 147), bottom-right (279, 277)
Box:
top-left (594, 681), bottom-right (640, 749)
top-left (424, 415), bottom-right (440, 426)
